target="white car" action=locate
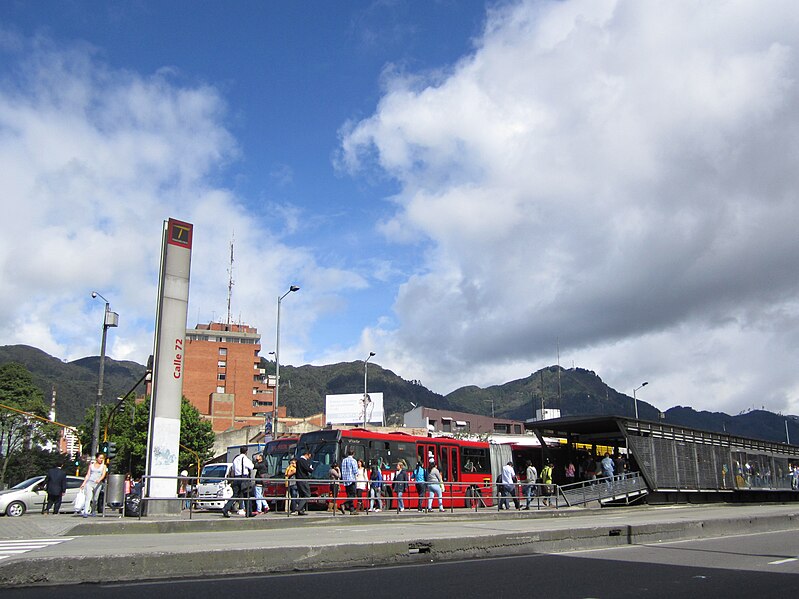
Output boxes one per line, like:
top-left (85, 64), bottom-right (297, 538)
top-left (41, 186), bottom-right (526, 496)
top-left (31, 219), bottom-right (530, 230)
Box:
top-left (194, 463), bottom-right (233, 510)
top-left (0, 475), bottom-right (84, 517)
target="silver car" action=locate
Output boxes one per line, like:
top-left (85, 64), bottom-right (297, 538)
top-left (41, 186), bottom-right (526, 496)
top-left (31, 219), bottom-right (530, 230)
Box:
top-left (0, 475), bottom-right (84, 517)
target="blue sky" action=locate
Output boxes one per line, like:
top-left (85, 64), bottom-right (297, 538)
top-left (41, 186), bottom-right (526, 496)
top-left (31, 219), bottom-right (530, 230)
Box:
top-left (2, 1), bottom-right (799, 417)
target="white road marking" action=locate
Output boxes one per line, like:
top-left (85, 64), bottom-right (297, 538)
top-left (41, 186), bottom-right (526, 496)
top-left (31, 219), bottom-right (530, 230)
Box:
top-left (768, 558), bottom-right (798, 565)
top-left (0, 538), bottom-right (74, 560)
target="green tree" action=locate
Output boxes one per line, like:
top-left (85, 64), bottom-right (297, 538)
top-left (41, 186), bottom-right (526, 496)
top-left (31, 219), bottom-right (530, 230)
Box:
top-left (0, 363), bottom-right (59, 486)
top-left (81, 396), bottom-right (214, 477)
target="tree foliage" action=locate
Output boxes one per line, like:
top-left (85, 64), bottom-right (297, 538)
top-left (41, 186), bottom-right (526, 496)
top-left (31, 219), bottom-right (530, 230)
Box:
top-left (0, 363), bottom-right (59, 486)
top-left (80, 396), bottom-right (214, 477)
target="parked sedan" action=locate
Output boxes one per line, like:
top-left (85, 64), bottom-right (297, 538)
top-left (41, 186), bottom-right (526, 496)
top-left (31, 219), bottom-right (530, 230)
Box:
top-left (0, 475), bottom-right (84, 517)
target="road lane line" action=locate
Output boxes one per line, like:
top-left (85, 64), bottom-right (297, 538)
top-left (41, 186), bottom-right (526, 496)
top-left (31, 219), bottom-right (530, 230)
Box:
top-left (768, 558), bottom-right (798, 565)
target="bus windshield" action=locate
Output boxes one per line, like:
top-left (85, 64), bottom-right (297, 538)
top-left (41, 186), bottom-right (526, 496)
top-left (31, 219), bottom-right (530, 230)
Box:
top-left (264, 439), bottom-right (297, 477)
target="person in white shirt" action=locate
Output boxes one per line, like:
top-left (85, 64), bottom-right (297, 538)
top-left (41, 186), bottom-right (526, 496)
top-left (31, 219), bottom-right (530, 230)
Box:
top-left (222, 447), bottom-right (255, 518)
top-left (524, 460), bottom-right (538, 509)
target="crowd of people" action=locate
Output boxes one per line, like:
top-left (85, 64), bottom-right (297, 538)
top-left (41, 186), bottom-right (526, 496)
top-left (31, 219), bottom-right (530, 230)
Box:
top-left (216, 448), bottom-right (637, 517)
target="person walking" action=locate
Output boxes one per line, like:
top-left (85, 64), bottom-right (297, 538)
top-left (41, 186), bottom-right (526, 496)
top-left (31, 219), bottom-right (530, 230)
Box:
top-left (341, 449), bottom-right (358, 514)
top-left (222, 447), bottom-right (255, 518)
top-left (499, 461), bottom-right (516, 511)
top-left (426, 461), bottom-right (444, 512)
top-left (43, 461), bottom-right (67, 515)
top-left (413, 461), bottom-right (426, 512)
top-left (80, 452), bottom-right (108, 517)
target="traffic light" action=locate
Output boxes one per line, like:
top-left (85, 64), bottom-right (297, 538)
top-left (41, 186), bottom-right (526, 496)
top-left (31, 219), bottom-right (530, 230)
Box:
top-left (107, 441), bottom-right (117, 460)
top-left (101, 441), bottom-right (109, 455)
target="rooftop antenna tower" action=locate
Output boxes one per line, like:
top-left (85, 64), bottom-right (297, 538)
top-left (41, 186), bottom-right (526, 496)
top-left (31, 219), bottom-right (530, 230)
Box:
top-left (226, 233), bottom-right (235, 326)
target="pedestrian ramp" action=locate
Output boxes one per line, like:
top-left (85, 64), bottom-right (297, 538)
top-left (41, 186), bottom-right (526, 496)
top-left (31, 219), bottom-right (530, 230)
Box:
top-left (559, 472), bottom-right (648, 507)
top-left (0, 538), bottom-right (74, 560)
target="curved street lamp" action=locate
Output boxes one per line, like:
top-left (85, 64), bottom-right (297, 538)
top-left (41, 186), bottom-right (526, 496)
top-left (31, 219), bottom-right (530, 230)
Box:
top-left (633, 381), bottom-right (649, 420)
top-left (90, 292), bottom-right (119, 455)
top-left (363, 352), bottom-right (375, 428)
top-left (273, 285), bottom-right (299, 437)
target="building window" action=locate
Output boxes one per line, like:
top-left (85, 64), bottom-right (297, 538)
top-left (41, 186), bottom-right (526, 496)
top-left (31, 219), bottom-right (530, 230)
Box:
top-left (513, 424), bottom-right (522, 434)
top-left (216, 386), bottom-right (225, 393)
top-left (494, 423), bottom-right (510, 434)
top-left (217, 374), bottom-right (226, 381)
top-left (217, 360), bottom-right (226, 367)
top-left (219, 348), bottom-right (227, 356)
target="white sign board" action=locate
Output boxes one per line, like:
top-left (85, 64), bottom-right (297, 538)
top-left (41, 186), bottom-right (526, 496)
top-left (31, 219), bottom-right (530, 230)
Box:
top-left (326, 393), bottom-right (384, 425)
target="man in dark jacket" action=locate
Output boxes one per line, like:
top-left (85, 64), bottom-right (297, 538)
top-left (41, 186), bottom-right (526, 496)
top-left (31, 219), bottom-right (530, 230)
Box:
top-left (295, 449), bottom-right (314, 515)
top-left (43, 461), bottom-right (68, 514)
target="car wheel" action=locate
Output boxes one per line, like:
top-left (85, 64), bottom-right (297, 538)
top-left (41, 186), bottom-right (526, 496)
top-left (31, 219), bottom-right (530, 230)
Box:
top-left (6, 501), bottom-right (26, 517)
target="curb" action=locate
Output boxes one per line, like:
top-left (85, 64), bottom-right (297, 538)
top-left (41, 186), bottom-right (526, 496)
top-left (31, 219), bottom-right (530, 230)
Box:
top-left (2, 511), bottom-right (798, 588)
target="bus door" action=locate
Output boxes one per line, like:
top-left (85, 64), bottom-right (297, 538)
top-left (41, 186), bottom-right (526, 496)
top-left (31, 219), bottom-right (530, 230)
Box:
top-left (439, 444), bottom-right (460, 505)
top-left (418, 442), bottom-right (437, 469)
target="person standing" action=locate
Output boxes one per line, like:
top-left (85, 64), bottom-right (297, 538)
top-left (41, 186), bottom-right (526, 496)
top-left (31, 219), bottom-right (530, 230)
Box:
top-left (540, 459), bottom-right (554, 507)
top-left (413, 461), bottom-right (426, 512)
top-left (524, 460), bottom-right (537, 510)
top-left (285, 458), bottom-right (299, 513)
top-left (356, 459), bottom-right (369, 512)
top-left (42, 461), bottom-right (68, 515)
top-left (426, 461), bottom-right (444, 512)
top-left (80, 453), bottom-right (108, 517)
top-left (340, 449), bottom-right (358, 514)
top-left (328, 461), bottom-right (342, 513)
top-left (252, 453), bottom-right (270, 514)
top-left (295, 449), bottom-right (314, 515)
top-left (564, 461), bottom-right (576, 485)
top-left (222, 447), bottom-right (254, 518)
top-left (368, 462), bottom-right (383, 512)
top-left (601, 452), bottom-right (615, 490)
top-left (393, 460), bottom-right (408, 512)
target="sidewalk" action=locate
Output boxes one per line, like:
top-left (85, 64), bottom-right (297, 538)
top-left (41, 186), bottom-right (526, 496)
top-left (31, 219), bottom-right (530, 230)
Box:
top-left (1, 503), bottom-right (798, 588)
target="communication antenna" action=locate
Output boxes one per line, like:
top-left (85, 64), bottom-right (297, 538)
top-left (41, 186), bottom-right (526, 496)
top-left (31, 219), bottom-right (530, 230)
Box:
top-left (226, 233), bottom-right (235, 326)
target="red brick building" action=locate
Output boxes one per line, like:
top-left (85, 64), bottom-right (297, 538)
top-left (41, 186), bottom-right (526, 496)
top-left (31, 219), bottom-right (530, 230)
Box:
top-left (183, 322), bottom-right (285, 433)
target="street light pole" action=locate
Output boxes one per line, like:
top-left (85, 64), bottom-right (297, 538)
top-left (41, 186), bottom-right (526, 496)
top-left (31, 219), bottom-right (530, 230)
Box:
top-left (363, 352), bottom-right (375, 428)
top-left (633, 381), bottom-right (649, 420)
top-left (274, 285), bottom-right (299, 438)
top-left (90, 292), bottom-right (118, 456)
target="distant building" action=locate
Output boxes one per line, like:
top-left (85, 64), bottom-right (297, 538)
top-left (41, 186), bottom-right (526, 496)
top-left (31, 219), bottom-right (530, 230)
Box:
top-left (404, 406), bottom-right (526, 435)
top-left (183, 322), bottom-right (285, 433)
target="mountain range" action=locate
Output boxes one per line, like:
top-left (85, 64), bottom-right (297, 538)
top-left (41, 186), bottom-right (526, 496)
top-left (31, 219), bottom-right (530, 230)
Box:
top-left (1, 344), bottom-right (796, 444)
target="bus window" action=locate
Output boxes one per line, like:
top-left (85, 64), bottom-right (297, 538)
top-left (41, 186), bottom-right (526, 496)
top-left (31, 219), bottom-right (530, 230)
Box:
top-left (461, 447), bottom-right (490, 474)
top-left (343, 442), bottom-right (366, 464)
top-left (370, 441), bottom-right (391, 470)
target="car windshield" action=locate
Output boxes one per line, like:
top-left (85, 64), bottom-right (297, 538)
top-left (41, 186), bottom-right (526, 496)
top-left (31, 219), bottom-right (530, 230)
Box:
top-left (200, 465), bottom-right (229, 483)
top-left (11, 477), bottom-right (42, 490)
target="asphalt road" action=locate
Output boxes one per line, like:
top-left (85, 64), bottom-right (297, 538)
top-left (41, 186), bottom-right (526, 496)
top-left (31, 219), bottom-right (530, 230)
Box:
top-left (5, 529), bottom-right (798, 599)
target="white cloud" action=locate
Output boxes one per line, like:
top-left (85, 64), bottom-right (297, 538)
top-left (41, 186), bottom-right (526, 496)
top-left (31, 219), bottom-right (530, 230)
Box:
top-left (0, 36), bottom-right (364, 368)
top-left (342, 0), bottom-right (799, 414)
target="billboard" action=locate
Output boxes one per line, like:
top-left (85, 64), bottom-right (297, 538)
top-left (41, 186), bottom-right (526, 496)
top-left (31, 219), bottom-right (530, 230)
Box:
top-left (326, 393), bottom-right (384, 425)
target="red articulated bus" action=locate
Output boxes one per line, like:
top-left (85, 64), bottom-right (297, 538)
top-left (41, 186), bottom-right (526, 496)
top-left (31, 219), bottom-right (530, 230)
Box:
top-left (294, 428), bottom-right (511, 510)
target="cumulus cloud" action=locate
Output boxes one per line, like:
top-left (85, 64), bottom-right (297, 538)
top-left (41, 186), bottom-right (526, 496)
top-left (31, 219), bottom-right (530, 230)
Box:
top-left (0, 35), bottom-right (364, 367)
top-left (342, 0), bottom-right (799, 414)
